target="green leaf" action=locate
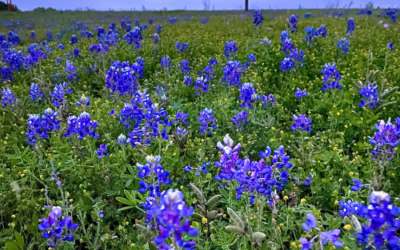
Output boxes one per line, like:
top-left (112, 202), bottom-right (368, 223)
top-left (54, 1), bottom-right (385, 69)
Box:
top-left (27, 225), bottom-right (37, 235)
top-left (14, 231), bottom-right (24, 248)
top-left (5, 241), bottom-right (20, 250)
top-left (82, 197), bottom-right (93, 206)
top-left (32, 214), bottom-right (39, 225)
top-left (116, 197), bottom-right (135, 206)
top-left (124, 190), bottom-right (136, 203)
top-left (118, 206), bottom-right (135, 212)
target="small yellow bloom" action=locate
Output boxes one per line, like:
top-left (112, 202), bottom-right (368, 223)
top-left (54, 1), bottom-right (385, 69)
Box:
top-left (343, 224), bottom-right (352, 230)
top-left (180, 186), bottom-right (183, 190)
top-left (69, 199), bottom-right (73, 203)
top-left (130, 243), bottom-right (135, 247)
top-left (223, 214), bottom-right (227, 218)
top-left (125, 222), bottom-right (129, 225)
top-left (349, 172), bottom-right (354, 176)
top-left (339, 178), bottom-right (343, 182)
top-left (279, 223), bottom-right (284, 227)
top-left (11, 214), bottom-right (15, 218)
top-left (335, 200), bottom-right (339, 205)
top-left (283, 196), bottom-right (288, 201)
top-left (301, 198), bottom-right (306, 203)
top-left (202, 217), bottom-right (208, 224)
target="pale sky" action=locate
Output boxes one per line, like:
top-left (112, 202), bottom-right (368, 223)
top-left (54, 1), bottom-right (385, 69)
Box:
top-left (13, 0), bottom-right (399, 11)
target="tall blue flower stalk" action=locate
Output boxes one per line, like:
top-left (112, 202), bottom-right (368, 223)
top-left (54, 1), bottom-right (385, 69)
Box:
top-left (25, 108), bottom-right (60, 145)
top-left (337, 37), bottom-right (350, 55)
top-left (221, 60), bottom-right (247, 88)
top-left (290, 114), bottom-right (312, 133)
top-left (198, 108), bottom-right (217, 134)
top-left (253, 10), bottom-right (264, 27)
top-left (224, 41), bottom-right (238, 59)
top-left (321, 62), bottom-right (342, 91)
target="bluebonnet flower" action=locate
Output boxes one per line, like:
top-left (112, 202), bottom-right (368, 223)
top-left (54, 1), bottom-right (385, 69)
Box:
top-left (56, 33), bottom-right (62, 40)
top-left (279, 57), bottom-right (294, 71)
top-left (169, 17), bottom-right (178, 24)
top-left (180, 59), bottom-right (190, 75)
top-left (359, 84), bottom-right (380, 108)
top-left (70, 35), bottom-right (78, 45)
top-left (0, 33), bottom-right (5, 43)
top-left (31, 30), bottom-right (36, 40)
top-left (137, 155), bottom-right (172, 190)
top-left (25, 108), bottom-right (60, 145)
top-left (198, 108), bottom-right (217, 134)
top-left (253, 10), bottom-right (264, 27)
top-left (2, 49), bottom-right (25, 71)
top-left (96, 144), bottom-right (109, 159)
top-left (151, 189), bottom-right (198, 249)
top-left (73, 47), bottom-right (80, 57)
top-left (304, 12), bottom-right (312, 18)
top-left (135, 19), bottom-right (140, 26)
top-left (133, 57), bottom-right (145, 78)
top-left (116, 134), bottom-right (127, 145)
top-left (282, 38), bottom-right (294, 54)
top-left (224, 41), bottom-right (238, 59)
top-left (288, 48), bottom-right (305, 68)
top-left (388, 42), bottom-right (393, 50)
top-left (7, 31), bottom-right (20, 46)
top-left (38, 206), bottom-right (78, 248)
top-left (155, 25), bottom-right (162, 34)
top-left (369, 118), bottom-right (400, 161)
top-left (257, 94), bottom-right (276, 108)
top-left (122, 27), bottom-right (142, 49)
top-left (194, 77), bottom-right (209, 95)
top-left (320, 230), bottom-right (344, 248)
top-left (0, 67), bottom-right (13, 82)
top-left (46, 30), bottom-right (52, 41)
top-left (97, 27), bottom-right (105, 37)
top-left (176, 111), bottom-right (189, 125)
top-left (295, 88), bottom-right (308, 98)
top-left (148, 18), bottom-right (153, 25)
top-left (150, 33), bottom-right (159, 44)
top-left (202, 16), bottom-right (209, 24)
top-left (341, 191), bottom-right (400, 249)
top-left (29, 83), bottom-right (44, 102)
top-left (288, 15), bottom-right (298, 32)
top-left (58, 44), bottom-right (65, 50)
top-left (76, 95), bottom-right (90, 110)
top-left (231, 111), bottom-right (249, 131)
top-left (350, 178), bottom-right (365, 191)
top-left (175, 41), bottom-right (188, 52)
top-left (155, 86), bottom-right (168, 102)
top-left (260, 37), bottom-right (271, 46)
top-left (299, 238), bottom-right (313, 250)
top-left (347, 18), bottom-right (355, 36)
top-left (214, 134), bottom-right (241, 181)
top-left (280, 30), bottom-right (289, 43)
top-left (55, 57), bottom-right (62, 63)
top-left (198, 58), bottom-right (218, 83)
top-left (247, 53), bottom-right (256, 66)
top-left (50, 82), bottom-right (73, 108)
top-left (337, 37), bottom-right (350, 55)
top-left (105, 60), bottom-right (140, 96)
top-left (161, 56), bottom-right (171, 70)
top-left (184, 76), bottom-right (193, 86)
top-left (222, 60), bottom-right (247, 88)
top-left (238, 83), bottom-right (258, 108)
top-left (64, 60), bottom-right (78, 82)
top-left (89, 44), bottom-right (108, 54)
top-left (315, 25), bottom-right (327, 37)
top-left (291, 114), bottom-right (312, 133)
top-left (304, 26), bottom-right (316, 42)
top-left (302, 213), bottom-right (317, 231)
top-left (321, 62), bottom-right (342, 91)
top-left (184, 162), bottom-right (210, 176)
top-left (64, 112), bottom-right (99, 140)
top-left (125, 22), bottom-right (131, 32)
top-left (1, 88), bottom-right (17, 107)
top-left (302, 173), bottom-right (313, 185)
top-left (99, 210), bottom-right (104, 218)
top-left (1, 41), bottom-right (9, 50)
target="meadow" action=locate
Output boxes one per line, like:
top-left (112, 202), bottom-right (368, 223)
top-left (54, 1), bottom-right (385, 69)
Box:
top-left (0, 7), bottom-right (400, 250)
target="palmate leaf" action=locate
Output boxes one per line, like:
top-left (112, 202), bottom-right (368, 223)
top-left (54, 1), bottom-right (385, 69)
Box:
top-left (116, 189), bottom-right (142, 211)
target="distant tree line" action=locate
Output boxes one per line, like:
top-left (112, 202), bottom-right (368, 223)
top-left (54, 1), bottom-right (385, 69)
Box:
top-left (0, 1), bottom-right (19, 11)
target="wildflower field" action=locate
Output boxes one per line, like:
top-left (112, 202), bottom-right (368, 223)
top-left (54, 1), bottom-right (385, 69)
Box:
top-left (1, 7), bottom-right (400, 250)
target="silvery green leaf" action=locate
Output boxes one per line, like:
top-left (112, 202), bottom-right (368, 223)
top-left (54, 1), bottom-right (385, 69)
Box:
top-left (351, 215), bottom-right (362, 233)
top-left (225, 226), bottom-right (246, 235)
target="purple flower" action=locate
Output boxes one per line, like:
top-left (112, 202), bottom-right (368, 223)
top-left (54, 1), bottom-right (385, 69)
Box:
top-left (150, 33), bottom-right (159, 44)
top-left (96, 144), bottom-right (110, 159)
top-left (238, 83), bottom-right (257, 108)
top-left (179, 59), bottom-right (190, 75)
top-left (337, 37), bottom-right (350, 54)
top-left (183, 76), bottom-right (193, 86)
top-left (70, 35), bottom-right (78, 45)
top-left (50, 82), bottom-right (73, 107)
top-left (64, 112), bottom-right (99, 140)
top-left (175, 41), bottom-right (188, 52)
top-left (99, 210), bottom-right (104, 218)
top-left (321, 62), bottom-right (342, 91)
top-left (198, 108), bottom-right (217, 134)
top-left (222, 61), bottom-right (247, 88)
top-left (288, 15), bottom-right (298, 33)
top-left (299, 238), bottom-right (313, 250)
top-left (320, 229), bottom-right (344, 248)
top-left (302, 213), bottom-right (317, 231)
top-left (291, 114), bottom-right (312, 133)
top-left (253, 10), bottom-right (264, 27)
top-left (29, 83), bottom-right (44, 102)
top-left (347, 18), bottom-right (355, 36)
top-left (369, 118), bottom-right (400, 161)
top-left (295, 88), bottom-right (308, 98)
top-left (388, 42), bottom-right (393, 50)
top-left (351, 178), bottom-right (364, 191)
top-left (176, 111), bottom-right (189, 125)
top-left (224, 41), bottom-right (238, 59)
top-left (231, 111), bottom-right (249, 131)
top-left (1, 88), bottom-right (17, 107)
top-left (25, 108), bottom-right (60, 145)
top-left (359, 84), bottom-right (380, 108)
top-left (122, 27), bottom-right (142, 49)
top-left (161, 56), bottom-right (171, 69)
